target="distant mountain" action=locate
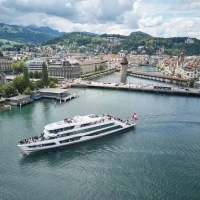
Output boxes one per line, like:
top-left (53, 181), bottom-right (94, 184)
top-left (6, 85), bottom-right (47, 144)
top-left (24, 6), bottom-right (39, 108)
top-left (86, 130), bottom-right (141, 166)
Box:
top-left (0, 23), bottom-right (65, 44)
top-left (43, 32), bottom-right (105, 46)
top-left (26, 25), bottom-right (65, 36)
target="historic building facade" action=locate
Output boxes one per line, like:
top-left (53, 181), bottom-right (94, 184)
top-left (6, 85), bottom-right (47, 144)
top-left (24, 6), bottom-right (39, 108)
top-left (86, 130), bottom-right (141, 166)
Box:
top-left (0, 51), bottom-right (13, 84)
top-left (79, 60), bottom-right (106, 75)
top-left (0, 57), bottom-right (13, 72)
top-left (48, 60), bottom-right (81, 79)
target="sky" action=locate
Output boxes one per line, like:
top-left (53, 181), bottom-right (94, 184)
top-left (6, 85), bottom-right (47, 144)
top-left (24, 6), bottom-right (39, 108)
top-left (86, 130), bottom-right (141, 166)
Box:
top-left (0, 0), bottom-right (200, 39)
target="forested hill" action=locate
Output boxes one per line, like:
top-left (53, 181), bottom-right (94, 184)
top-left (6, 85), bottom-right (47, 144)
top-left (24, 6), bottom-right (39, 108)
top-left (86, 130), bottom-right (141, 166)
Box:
top-left (0, 23), bottom-right (65, 44)
top-left (43, 31), bottom-right (200, 56)
top-left (1, 23), bottom-right (200, 56)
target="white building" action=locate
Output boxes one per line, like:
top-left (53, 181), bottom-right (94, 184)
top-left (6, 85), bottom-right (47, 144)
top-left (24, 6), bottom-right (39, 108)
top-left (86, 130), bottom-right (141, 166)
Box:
top-left (182, 67), bottom-right (200, 78)
top-left (25, 58), bottom-right (47, 72)
top-left (185, 37), bottom-right (194, 44)
top-left (79, 60), bottom-right (107, 75)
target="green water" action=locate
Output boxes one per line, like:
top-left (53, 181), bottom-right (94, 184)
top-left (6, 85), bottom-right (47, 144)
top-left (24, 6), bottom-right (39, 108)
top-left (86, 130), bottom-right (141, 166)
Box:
top-left (0, 74), bottom-right (200, 200)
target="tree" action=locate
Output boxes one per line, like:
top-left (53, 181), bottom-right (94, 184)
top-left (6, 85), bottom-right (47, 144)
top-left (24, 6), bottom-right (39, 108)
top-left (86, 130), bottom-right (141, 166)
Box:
top-left (38, 72), bottom-right (42, 78)
top-left (49, 81), bottom-right (56, 88)
top-left (2, 83), bottom-right (17, 98)
top-left (23, 66), bottom-right (30, 88)
top-left (35, 79), bottom-right (43, 89)
top-left (29, 72), bottom-right (34, 79)
top-left (0, 85), bottom-right (4, 97)
top-left (23, 87), bottom-right (32, 95)
top-left (29, 81), bottom-right (36, 91)
top-left (42, 62), bottom-right (48, 87)
top-left (49, 77), bottom-right (58, 84)
top-left (34, 71), bottom-right (39, 79)
top-left (98, 65), bottom-right (104, 71)
top-left (11, 59), bottom-right (26, 74)
top-left (12, 76), bottom-right (25, 94)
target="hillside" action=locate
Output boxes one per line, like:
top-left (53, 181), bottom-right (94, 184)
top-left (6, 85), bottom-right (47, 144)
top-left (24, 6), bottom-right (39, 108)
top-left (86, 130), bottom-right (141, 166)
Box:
top-left (1, 23), bottom-right (200, 56)
top-left (43, 32), bottom-right (109, 52)
top-left (0, 23), bottom-right (65, 44)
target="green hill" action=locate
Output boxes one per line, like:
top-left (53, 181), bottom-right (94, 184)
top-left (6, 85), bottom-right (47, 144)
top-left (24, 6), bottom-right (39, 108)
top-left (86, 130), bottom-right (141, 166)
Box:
top-left (0, 23), bottom-right (65, 44)
top-left (1, 23), bottom-right (200, 56)
top-left (129, 31), bottom-right (152, 39)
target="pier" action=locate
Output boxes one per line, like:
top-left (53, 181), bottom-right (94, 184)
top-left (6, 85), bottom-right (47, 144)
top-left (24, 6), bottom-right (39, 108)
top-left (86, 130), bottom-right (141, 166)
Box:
top-left (71, 80), bottom-right (200, 97)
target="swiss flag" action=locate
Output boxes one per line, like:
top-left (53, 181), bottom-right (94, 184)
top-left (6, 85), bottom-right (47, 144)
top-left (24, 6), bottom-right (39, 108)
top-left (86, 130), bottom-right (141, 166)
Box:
top-left (132, 113), bottom-right (138, 120)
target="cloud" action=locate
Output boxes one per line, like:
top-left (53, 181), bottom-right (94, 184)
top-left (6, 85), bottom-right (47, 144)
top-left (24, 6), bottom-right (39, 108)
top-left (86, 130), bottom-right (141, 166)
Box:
top-left (139, 16), bottom-right (163, 28)
top-left (0, 0), bottom-right (200, 39)
top-left (65, 2), bottom-right (72, 8)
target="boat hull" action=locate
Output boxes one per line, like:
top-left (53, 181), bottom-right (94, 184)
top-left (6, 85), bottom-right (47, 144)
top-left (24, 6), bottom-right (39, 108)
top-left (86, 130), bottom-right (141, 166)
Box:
top-left (18, 124), bottom-right (135, 154)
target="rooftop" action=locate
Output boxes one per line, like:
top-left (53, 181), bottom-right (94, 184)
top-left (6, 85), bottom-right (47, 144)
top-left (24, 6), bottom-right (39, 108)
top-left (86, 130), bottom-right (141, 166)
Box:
top-left (120, 57), bottom-right (128, 65)
top-left (8, 95), bottom-right (30, 100)
top-left (39, 88), bottom-right (69, 94)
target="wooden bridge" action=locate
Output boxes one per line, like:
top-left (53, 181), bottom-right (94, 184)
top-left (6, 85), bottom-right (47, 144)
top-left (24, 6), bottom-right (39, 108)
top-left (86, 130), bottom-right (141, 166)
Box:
top-left (127, 71), bottom-right (195, 87)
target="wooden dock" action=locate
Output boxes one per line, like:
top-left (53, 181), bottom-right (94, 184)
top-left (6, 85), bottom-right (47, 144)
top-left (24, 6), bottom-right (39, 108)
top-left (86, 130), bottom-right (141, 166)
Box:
top-left (60, 93), bottom-right (78, 101)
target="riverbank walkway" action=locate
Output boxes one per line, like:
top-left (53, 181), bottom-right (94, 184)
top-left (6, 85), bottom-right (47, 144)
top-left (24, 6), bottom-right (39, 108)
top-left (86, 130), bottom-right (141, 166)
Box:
top-left (70, 80), bottom-right (200, 97)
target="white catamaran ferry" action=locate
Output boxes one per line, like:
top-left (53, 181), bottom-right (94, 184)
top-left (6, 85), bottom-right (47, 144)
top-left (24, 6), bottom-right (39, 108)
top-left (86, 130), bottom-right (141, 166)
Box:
top-left (18, 114), bottom-right (136, 154)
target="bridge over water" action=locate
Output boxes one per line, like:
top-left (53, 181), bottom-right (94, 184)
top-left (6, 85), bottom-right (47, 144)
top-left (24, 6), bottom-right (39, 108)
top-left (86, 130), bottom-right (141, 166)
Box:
top-left (70, 80), bottom-right (200, 97)
top-left (127, 71), bottom-right (195, 87)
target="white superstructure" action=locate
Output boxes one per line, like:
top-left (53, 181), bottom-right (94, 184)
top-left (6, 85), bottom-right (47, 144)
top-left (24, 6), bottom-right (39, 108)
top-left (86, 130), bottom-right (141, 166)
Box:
top-left (18, 114), bottom-right (135, 154)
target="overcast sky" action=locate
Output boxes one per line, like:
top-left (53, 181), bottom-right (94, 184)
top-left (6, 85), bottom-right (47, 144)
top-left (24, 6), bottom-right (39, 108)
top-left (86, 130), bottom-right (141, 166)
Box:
top-left (0, 0), bottom-right (200, 39)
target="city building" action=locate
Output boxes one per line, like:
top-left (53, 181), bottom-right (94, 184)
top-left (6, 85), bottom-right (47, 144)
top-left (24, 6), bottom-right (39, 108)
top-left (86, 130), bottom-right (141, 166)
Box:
top-left (185, 37), bottom-right (194, 44)
top-left (25, 58), bottom-right (47, 72)
top-left (0, 51), bottom-right (13, 84)
top-left (48, 60), bottom-right (81, 79)
top-left (79, 60), bottom-right (106, 75)
top-left (0, 57), bottom-right (13, 72)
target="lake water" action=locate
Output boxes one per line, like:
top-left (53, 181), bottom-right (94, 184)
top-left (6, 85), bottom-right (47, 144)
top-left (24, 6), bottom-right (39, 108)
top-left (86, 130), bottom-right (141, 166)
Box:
top-left (0, 71), bottom-right (200, 200)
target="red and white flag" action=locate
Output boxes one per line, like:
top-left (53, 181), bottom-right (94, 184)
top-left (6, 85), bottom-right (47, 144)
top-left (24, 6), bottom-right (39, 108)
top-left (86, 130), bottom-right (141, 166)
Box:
top-left (132, 112), bottom-right (138, 120)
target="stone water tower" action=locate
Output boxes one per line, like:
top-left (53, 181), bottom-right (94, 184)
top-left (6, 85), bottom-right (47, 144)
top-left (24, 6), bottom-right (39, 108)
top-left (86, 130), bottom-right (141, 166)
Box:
top-left (120, 56), bottom-right (128, 83)
top-left (120, 56), bottom-right (128, 75)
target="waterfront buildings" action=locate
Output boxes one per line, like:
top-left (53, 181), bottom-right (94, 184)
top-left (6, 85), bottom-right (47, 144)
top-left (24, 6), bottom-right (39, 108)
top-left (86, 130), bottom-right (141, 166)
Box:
top-left (160, 54), bottom-right (200, 80)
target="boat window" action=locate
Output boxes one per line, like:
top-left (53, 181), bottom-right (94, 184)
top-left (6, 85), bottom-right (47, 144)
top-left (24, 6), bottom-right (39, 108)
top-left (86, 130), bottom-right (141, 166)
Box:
top-left (49, 130), bottom-right (54, 133)
top-left (81, 123), bottom-right (91, 127)
top-left (86, 125), bottom-right (121, 137)
top-left (59, 136), bottom-right (81, 144)
top-left (60, 122), bottom-right (115, 137)
top-left (63, 126), bottom-right (75, 131)
top-left (43, 142), bottom-right (56, 146)
top-left (27, 142), bottom-right (56, 148)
